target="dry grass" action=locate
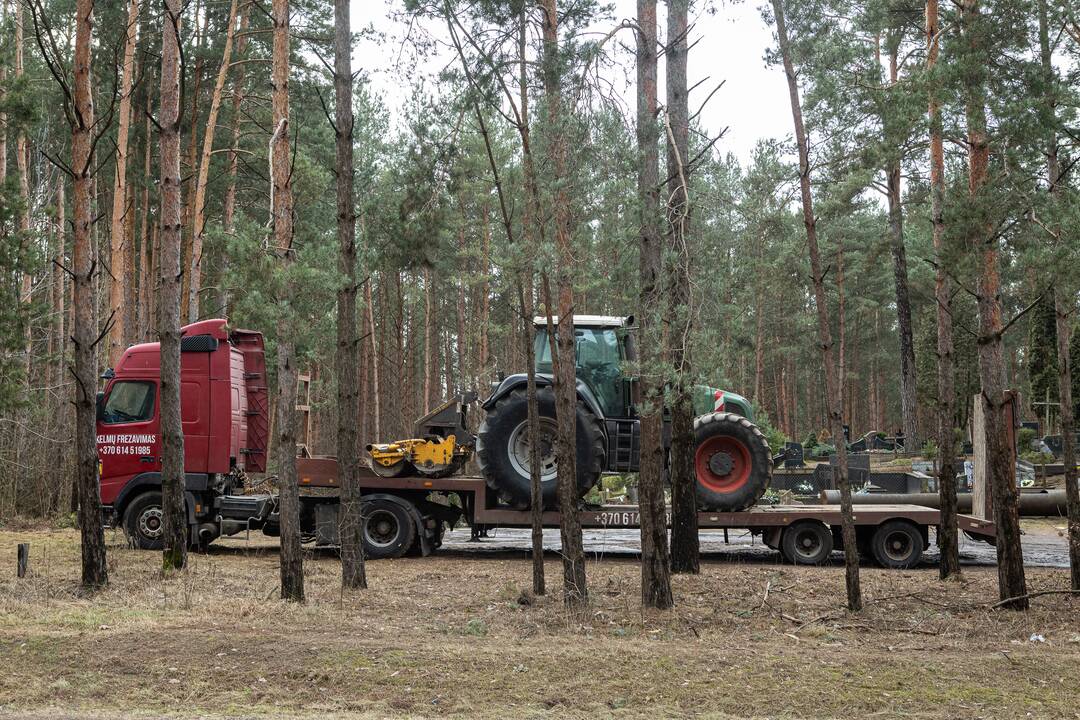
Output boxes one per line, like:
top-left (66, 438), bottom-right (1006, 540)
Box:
top-left (1, 529), bottom-right (1079, 719)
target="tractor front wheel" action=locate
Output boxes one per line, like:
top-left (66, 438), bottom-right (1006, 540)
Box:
top-left (692, 412), bottom-right (771, 511)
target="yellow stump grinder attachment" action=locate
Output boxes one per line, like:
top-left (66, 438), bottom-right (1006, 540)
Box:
top-left (365, 393), bottom-right (476, 478)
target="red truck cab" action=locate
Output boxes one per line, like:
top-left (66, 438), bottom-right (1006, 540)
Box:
top-left (96, 319), bottom-right (268, 545)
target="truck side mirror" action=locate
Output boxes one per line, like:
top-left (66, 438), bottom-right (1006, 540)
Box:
top-left (96, 392), bottom-right (106, 422)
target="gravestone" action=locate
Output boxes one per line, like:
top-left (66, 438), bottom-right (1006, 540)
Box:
top-left (871, 434), bottom-right (894, 451)
top-left (829, 453), bottom-right (870, 488)
top-left (911, 460), bottom-right (934, 475)
top-left (783, 442), bottom-right (805, 469)
top-left (1042, 434), bottom-right (1080, 458)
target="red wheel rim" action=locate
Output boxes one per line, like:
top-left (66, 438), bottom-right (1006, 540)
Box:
top-left (694, 435), bottom-right (752, 494)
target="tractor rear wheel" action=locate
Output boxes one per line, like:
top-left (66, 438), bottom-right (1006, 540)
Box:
top-left (476, 387), bottom-right (605, 509)
top-left (692, 412), bottom-right (771, 511)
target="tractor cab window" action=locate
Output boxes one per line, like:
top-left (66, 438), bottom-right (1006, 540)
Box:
top-left (534, 329), bottom-right (554, 374)
top-left (533, 326), bottom-right (625, 416)
top-left (103, 381), bottom-right (156, 424)
top-left (575, 328), bottom-right (623, 416)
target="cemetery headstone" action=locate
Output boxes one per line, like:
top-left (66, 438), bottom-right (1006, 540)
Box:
top-left (783, 442), bottom-right (805, 469)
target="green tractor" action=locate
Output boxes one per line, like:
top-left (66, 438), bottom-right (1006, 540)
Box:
top-left (476, 315), bottom-right (772, 510)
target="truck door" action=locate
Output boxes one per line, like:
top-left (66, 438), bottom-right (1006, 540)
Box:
top-left (97, 380), bottom-right (161, 505)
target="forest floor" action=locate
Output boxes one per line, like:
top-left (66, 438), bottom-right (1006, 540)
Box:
top-left (0, 525), bottom-right (1078, 719)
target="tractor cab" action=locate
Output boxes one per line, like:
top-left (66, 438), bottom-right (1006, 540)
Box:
top-left (530, 315), bottom-right (754, 422)
top-left (532, 315), bottom-right (633, 419)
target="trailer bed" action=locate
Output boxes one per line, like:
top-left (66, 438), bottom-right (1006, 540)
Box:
top-left (293, 458), bottom-right (998, 541)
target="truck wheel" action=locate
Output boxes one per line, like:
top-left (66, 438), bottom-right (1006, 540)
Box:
top-left (871, 520), bottom-right (924, 569)
top-left (476, 387), bottom-right (604, 509)
top-left (124, 492), bottom-right (165, 550)
top-left (362, 499), bottom-right (416, 560)
top-left (780, 520), bottom-right (833, 565)
top-left (692, 412), bottom-right (771, 511)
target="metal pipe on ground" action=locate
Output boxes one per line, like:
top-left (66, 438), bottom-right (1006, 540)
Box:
top-left (818, 490), bottom-right (1069, 517)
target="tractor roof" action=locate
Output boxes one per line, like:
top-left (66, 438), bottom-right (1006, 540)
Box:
top-left (532, 315), bottom-right (632, 328)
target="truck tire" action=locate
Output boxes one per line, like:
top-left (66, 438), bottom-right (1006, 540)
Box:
top-left (123, 491), bottom-right (165, 550)
top-left (362, 498), bottom-right (416, 560)
top-left (692, 412), bottom-right (771, 511)
top-left (780, 520), bottom-right (834, 565)
top-left (870, 520), bottom-right (924, 569)
top-left (476, 387), bottom-right (605, 509)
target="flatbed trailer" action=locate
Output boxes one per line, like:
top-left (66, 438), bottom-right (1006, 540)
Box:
top-left (287, 458), bottom-right (997, 569)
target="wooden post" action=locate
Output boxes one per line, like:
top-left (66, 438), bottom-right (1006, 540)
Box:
top-left (296, 371), bottom-right (311, 457)
top-left (972, 394), bottom-right (991, 520)
top-left (17, 543), bottom-right (29, 578)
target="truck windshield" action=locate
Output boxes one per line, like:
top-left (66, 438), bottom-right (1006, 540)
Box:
top-left (533, 326), bottom-right (623, 417)
top-left (103, 381), bottom-right (155, 424)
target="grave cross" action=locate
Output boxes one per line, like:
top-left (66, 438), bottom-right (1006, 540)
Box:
top-left (1033, 387), bottom-right (1059, 432)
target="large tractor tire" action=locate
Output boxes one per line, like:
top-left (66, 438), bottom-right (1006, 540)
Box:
top-left (476, 387), bottom-right (605, 509)
top-left (692, 412), bottom-right (771, 511)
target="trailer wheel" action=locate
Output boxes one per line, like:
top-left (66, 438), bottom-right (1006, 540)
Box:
top-left (123, 492), bottom-right (165, 550)
top-left (362, 499), bottom-right (416, 560)
top-left (692, 412), bottom-right (771, 511)
top-left (870, 520), bottom-right (924, 569)
top-left (780, 520), bottom-right (833, 565)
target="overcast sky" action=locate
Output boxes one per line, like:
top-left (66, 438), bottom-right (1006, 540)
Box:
top-left (349, 0), bottom-right (793, 166)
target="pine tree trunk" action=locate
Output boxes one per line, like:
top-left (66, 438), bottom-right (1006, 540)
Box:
top-left (188, 0), bottom-right (240, 321)
top-left (51, 178), bottom-right (67, 390)
top-left (540, 0), bottom-right (587, 608)
top-left (885, 43), bottom-right (919, 453)
top-left (1054, 291), bottom-right (1080, 589)
top-left (455, 220), bottom-right (470, 392)
top-left (928, 0), bottom-right (960, 580)
top-left (158, 0), bottom-right (188, 572)
top-left (272, 0), bottom-right (304, 603)
top-left (837, 239), bottom-right (846, 395)
top-left (636, 0), bottom-right (673, 609)
top-left (366, 274), bottom-right (381, 441)
top-left (0, 43), bottom-right (6, 192)
top-left (1038, 0), bottom-right (1077, 590)
top-left (106, 0), bottom-right (140, 367)
top-left (220, 3), bottom-right (248, 317)
top-left (772, 0), bottom-right (860, 610)
top-left (72, 0), bottom-right (108, 589)
top-left (139, 111), bottom-right (153, 340)
top-left (479, 204), bottom-right (491, 379)
top-left (517, 8), bottom-right (545, 597)
top-left (666, 0), bottom-right (699, 575)
top-left (423, 268), bottom-right (434, 411)
top-left (754, 255), bottom-right (765, 405)
top-left (124, 178), bottom-right (138, 348)
top-left (335, 0), bottom-right (366, 591)
top-left (48, 178), bottom-right (66, 508)
top-left (961, 0), bottom-right (1025, 610)
top-left (179, 4), bottom-right (207, 324)
top-left (15, 1), bottom-right (32, 383)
